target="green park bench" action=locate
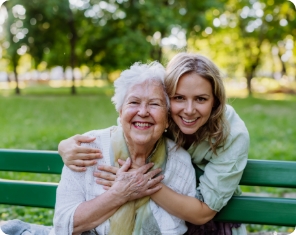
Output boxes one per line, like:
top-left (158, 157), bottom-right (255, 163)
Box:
top-left (0, 148), bottom-right (296, 227)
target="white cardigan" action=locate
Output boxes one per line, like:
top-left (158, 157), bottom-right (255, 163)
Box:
top-left (52, 127), bottom-right (196, 235)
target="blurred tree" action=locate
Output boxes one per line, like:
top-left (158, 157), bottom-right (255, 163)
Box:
top-left (2, 0), bottom-right (294, 94)
top-left (20, 0), bottom-right (87, 94)
top-left (82, 0), bottom-right (224, 78)
top-left (4, 0), bottom-right (28, 94)
top-left (195, 0), bottom-right (295, 96)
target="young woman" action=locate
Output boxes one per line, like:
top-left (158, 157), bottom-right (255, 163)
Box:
top-left (58, 53), bottom-right (249, 234)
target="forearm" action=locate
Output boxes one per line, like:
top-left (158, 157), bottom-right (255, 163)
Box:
top-left (73, 189), bottom-right (126, 234)
top-left (151, 184), bottom-right (217, 225)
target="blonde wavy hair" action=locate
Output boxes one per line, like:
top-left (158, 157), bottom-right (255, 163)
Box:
top-left (165, 52), bottom-right (229, 154)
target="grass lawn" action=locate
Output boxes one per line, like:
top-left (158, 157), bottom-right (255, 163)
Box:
top-left (0, 86), bottom-right (296, 232)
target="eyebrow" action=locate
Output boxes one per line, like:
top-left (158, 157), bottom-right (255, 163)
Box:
top-left (150, 98), bottom-right (164, 102)
top-left (127, 96), bottom-right (165, 102)
top-left (174, 93), bottom-right (211, 97)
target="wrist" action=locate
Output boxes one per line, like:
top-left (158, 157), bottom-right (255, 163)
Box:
top-left (108, 187), bottom-right (129, 206)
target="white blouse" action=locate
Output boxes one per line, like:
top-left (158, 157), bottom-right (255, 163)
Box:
top-left (53, 127), bottom-right (196, 235)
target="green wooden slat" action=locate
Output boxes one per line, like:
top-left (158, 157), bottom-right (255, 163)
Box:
top-left (0, 149), bottom-right (63, 174)
top-left (240, 159), bottom-right (296, 188)
top-left (195, 159), bottom-right (296, 188)
top-left (214, 196), bottom-right (296, 227)
top-left (1, 149), bottom-right (296, 227)
top-left (0, 179), bottom-right (57, 208)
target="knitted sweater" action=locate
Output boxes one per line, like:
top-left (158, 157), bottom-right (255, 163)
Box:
top-left (53, 127), bottom-right (196, 235)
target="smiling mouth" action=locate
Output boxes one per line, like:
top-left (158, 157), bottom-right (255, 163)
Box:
top-left (133, 122), bottom-right (152, 128)
top-left (181, 117), bottom-right (199, 124)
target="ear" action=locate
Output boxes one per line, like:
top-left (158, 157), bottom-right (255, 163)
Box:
top-left (165, 118), bottom-right (169, 129)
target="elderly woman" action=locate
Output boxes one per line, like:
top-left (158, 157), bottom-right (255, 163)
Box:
top-left (0, 62), bottom-right (195, 235)
top-left (53, 61), bottom-right (196, 234)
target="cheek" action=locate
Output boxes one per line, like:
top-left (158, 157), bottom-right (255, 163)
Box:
top-left (169, 102), bottom-right (180, 116)
top-left (201, 104), bottom-right (213, 118)
top-left (155, 110), bottom-right (168, 125)
top-left (121, 107), bottom-right (137, 119)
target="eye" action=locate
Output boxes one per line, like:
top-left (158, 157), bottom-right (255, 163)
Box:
top-left (172, 95), bottom-right (184, 101)
top-left (196, 97), bottom-right (207, 102)
top-left (129, 101), bottom-right (139, 105)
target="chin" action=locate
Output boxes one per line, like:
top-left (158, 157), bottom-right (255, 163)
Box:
top-left (181, 129), bottom-right (197, 135)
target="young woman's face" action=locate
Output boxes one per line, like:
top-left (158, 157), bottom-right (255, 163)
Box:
top-left (170, 72), bottom-right (215, 135)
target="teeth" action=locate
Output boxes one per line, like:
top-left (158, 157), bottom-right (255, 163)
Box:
top-left (182, 117), bottom-right (197, 123)
top-left (135, 122), bottom-right (151, 127)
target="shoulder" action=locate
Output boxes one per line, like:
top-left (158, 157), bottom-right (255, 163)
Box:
top-left (166, 138), bottom-right (192, 164)
top-left (81, 126), bottom-right (117, 147)
top-left (224, 105), bottom-right (249, 148)
top-left (82, 126), bottom-right (115, 138)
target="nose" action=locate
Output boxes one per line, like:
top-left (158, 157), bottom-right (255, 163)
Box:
top-left (137, 103), bottom-right (149, 117)
top-left (184, 100), bottom-right (196, 115)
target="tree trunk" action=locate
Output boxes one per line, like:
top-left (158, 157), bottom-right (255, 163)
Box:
top-left (278, 50), bottom-right (287, 78)
top-left (246, 72), bottom-right (253, 97)
top-left (242, 23), bottom-right (265, 96)
top-left (68, 7), bottom-right (77, 95)
top-left (11, 53), bottom-right (20, 95)
top-left (6, 73), bottom-right (11, 83)
top-left (156, 46), bottom-right (162, 62)
top-left (13, 60), bottom-right (20, 95)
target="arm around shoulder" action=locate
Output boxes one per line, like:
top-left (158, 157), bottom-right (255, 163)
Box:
top-left (151, 140), bottom-right (217, 225)
top-left (197, 106), bottom-right (249, 212)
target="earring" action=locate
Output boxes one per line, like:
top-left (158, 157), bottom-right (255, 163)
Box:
top-left (164, 129), bottom-right (167, 132)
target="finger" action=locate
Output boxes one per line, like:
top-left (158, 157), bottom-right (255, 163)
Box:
top-left (137, 162), bottom-right (154, 174)
top-left (146, 168), bottom-right (162, 179)
top-left (75, 152), bottom-right (102, 160)
top-left (143, 184), bottom-right (162, 196)
top-left (72, 159), bottom-right (97, 167)
top-left (68, 165), bottom-right (87, 172)
top-left (76, 146), bottom-right (101, 155)
top-left (93, 171), bottom-right (116, 181)
top-left (102, 186), bottom-right (111, 190)
top-left (117, 157), bottom-right (131, 174)
top-left (117, 159), bottom-right (126, 166)
top-left (148, 175), bottom-right (164, 187)
top-left (97, 165), bottom-right (119, 174)
top-left (96, 178), bottom-right (113, 187)
top-left (129, 184), bottom-right (162, 200)
top-left (73, 134), bottom-right (96, 144)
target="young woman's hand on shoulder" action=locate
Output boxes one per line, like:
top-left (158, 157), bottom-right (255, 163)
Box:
top-left (58, 134), bottom-right (102, 171)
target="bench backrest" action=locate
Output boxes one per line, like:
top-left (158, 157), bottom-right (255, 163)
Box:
top-left (1, 149), bottom-right (296, 226)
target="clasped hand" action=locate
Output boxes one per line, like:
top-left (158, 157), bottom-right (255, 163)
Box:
top-left (94, 158), bottom-right (164, 201)
top-left (58, 135), bottom-right (164, 200)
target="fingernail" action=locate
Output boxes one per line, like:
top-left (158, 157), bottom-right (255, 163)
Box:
top-left (126, 157), bottom-right (131, 163)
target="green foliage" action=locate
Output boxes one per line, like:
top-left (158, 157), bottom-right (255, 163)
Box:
top-left (229, 96), bottom-right (296, 161)
top-left (0, 206), bottom-right (54, 226)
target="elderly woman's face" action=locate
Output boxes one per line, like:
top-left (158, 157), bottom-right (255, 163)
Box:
top-left (120, 80), bottom-right (168, 147)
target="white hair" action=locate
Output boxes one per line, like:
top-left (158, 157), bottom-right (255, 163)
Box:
top-left (111, 61), bottom-right (170, 112)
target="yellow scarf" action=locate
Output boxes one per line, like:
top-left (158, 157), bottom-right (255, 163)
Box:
top-left (108, 126), bottom-right (167, 235)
